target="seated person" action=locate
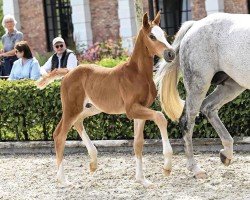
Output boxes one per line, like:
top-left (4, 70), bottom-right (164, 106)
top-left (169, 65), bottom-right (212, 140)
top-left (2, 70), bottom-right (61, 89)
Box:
top-left (8, 41), bottom-right (41, 80)
top-left (40, 37), bottom-right (78, 77)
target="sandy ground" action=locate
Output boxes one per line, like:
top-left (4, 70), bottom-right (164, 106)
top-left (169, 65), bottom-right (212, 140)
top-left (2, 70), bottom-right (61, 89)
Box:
top-left (0, 152), bottom-right (249, 200)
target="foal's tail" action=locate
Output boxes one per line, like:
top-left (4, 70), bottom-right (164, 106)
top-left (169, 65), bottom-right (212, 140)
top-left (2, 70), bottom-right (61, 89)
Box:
top-left (154, 21), bottom-right (195, 122)
top-left (36, 71), bottom-right (66, 90)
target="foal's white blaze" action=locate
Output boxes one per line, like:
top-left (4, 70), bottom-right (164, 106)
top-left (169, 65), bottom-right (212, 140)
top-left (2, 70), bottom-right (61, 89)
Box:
top-left (151, 26), bottom-right (170, 47)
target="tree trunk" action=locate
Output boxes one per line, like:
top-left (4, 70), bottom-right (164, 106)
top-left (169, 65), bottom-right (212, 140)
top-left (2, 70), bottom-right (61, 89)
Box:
top-left (22, 115), bottom-right (29, 141)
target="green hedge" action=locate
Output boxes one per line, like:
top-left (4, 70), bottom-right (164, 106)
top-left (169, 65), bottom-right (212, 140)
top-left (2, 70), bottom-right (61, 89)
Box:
top-left (0, 80), bottom-right (249, 141)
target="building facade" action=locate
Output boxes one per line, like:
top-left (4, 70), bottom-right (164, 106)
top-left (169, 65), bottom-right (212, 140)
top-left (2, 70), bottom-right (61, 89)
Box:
top-left (3, 0), bottom-right (249, 54)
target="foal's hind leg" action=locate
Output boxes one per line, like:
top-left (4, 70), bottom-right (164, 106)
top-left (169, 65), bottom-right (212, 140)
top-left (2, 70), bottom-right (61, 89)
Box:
top-left (133, 119), bottom-right (154, 187)
top-left (74, 105), bottom-right (101, 173)
top-left (53, 115), bottom-right (78, 184)
top-left (201, 78), bottom-right (245, 166)
top-left (53, 80), bottom-right (86, 185)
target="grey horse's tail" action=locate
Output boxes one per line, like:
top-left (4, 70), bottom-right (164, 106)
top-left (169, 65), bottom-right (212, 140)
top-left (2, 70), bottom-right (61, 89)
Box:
top-left (154, 20), bottom-right (195, 122)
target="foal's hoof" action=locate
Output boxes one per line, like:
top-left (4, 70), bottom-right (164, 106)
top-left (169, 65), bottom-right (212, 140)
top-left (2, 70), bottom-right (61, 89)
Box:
top-left (220, 152), bottom-right (231, 166)
top-left (163, 168), bottom-right (171, 176)
top-left (136, 179), bottom-right (155, 188)
top-left (90, 162), bottom-right (97, 173)
top-left (57, 179), bottom-right (72, 187)
top-left (194, 171), bottom-right (207, 179)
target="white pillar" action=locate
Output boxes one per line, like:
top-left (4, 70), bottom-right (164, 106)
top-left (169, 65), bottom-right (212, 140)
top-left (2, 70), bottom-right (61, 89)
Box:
top-left (3, 0), bottom-right (21, 30)
top-left (118, 0), bottom-right (138, 53)
top-left (205, 0), bottom-right (224, 15)
top-left (70, 0), bottom-right (93, 51)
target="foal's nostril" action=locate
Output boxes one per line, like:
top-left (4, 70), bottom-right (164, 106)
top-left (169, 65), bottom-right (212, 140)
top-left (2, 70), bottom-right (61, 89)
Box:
top-left (164, 50), bottom-right (175, 62)
top-left (168, 51), bottom-right (174, 59)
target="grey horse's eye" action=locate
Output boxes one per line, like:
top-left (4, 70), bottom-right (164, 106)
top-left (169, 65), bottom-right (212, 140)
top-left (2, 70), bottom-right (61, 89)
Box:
top-left (149, 34), bottom-right (156, 41)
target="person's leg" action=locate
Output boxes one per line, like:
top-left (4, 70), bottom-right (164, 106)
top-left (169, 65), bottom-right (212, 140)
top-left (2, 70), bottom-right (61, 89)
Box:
top-left (0, 65), bottom-right (3, 76)
top-left (3, 56), bottom-right (18, 76)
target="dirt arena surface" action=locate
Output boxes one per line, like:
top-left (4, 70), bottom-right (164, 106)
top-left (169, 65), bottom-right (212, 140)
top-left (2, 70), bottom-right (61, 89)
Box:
top-left (0, 152), bottom-right (249, 200)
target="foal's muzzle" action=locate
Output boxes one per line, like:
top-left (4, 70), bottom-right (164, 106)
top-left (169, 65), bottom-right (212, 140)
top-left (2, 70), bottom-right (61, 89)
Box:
top-left (164, 49), bottom-right (175, 62)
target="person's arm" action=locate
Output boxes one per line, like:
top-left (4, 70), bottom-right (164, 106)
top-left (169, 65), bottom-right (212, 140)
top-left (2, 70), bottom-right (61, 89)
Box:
top-left (40, 56), bottom-right (53, 76)
top-left (0, 37), bottom-right (5, 56)
top-left (7, 62), bottom-right (17, 80)
top-left (30, 60), bottom-right (41, 80)
top-left (0, 49), bottom-right (16, 57)
top-left (0, 32), bottom-right (23, 57)
top-left (52, 53), bottom-right (78, 75)
top-left (66, 53), bottom-right (78, 70)
top-left (15, 32), bottom-right (23, 43)
top-left (50, 68), bottom-right (69, 76)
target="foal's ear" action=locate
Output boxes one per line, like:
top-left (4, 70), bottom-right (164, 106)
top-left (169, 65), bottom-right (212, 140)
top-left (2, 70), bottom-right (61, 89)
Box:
top-left (143, 13), bottom-right (150, 29)
top-left (153, 11), bottom-right (161, 25)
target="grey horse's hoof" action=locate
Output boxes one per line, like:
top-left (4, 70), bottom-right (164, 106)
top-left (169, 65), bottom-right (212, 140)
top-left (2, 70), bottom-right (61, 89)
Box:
top-left (220, 152), bottom-right (231, 166)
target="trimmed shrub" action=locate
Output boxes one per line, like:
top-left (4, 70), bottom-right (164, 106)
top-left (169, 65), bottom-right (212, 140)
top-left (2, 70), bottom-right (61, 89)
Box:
top-left (96, 57), bottom-right (128, 68)
top-left (0, 79), bottom-right (249, 141)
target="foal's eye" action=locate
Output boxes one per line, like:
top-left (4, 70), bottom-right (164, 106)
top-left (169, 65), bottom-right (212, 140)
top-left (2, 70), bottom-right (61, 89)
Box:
top-left (149, 34), bottom-right (156, 40)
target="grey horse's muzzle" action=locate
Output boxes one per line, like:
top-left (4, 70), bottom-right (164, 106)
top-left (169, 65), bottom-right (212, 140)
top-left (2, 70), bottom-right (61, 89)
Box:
top-left (164, 49), bottom-right (175, 62)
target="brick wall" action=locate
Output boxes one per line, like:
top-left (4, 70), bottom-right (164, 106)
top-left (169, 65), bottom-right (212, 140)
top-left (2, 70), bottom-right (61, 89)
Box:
top-left (142, 0), bottom-right (149, 14)
top-left (18, 0), bottom-right (47, 53)
top-left (192, 0), bottom-right (207, 20)
top-left (89, 0), bottom-right (120, 43)
top-left (16, 0), bottom-right (248, 54)
top-left (224, 0), bottom-right (248, 13)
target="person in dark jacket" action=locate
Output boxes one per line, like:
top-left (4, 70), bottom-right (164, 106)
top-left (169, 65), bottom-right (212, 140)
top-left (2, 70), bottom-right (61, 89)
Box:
top-left (40, 37), bottom-right (78, 77)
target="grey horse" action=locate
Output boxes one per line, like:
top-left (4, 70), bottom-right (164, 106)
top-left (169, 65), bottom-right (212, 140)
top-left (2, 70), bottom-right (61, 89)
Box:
top-left (155, 13), bottom-right (250, 178)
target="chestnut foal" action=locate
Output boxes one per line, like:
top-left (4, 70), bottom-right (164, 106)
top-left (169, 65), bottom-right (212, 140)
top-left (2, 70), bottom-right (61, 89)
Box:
top-left (37, 13), bottom-right (175, 187)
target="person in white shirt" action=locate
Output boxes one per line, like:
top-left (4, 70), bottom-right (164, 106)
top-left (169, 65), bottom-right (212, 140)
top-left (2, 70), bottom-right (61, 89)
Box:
top-left (40, 37), bottom-right (78, 77)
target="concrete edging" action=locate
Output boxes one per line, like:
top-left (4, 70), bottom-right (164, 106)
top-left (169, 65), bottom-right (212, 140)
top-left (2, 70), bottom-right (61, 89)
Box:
top-left (0, 137), bottom-right (249, 155)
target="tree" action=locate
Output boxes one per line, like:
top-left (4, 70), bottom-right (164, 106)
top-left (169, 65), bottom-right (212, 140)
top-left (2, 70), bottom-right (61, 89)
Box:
top-left (0, 0), bottom-right (5, 37)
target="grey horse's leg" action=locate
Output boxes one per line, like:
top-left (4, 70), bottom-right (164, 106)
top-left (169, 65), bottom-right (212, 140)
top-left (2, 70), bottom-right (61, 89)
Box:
top-left (200, 78), bottom-right (245, 165)
top-left (180, 72), bottom-right (212, 178)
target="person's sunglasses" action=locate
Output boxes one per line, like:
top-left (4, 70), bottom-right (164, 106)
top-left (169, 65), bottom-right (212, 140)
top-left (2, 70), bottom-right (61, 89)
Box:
top-left (55, 44), bottom-right (64, 49)
top-left (5, 20), bottom-right (14, 23)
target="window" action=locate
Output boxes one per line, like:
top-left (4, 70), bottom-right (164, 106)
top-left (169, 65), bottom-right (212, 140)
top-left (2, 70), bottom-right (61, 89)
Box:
top-left (149, 0), bottom-right (191, 35)
top-left (43, 0), bottom-right (74, 51)
top-left (248, 0), bottom-right (250, 13)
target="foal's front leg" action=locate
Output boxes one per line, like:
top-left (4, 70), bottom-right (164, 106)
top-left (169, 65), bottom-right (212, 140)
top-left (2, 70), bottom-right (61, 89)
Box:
top-left (128, 104), bottom-right (173, 187)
